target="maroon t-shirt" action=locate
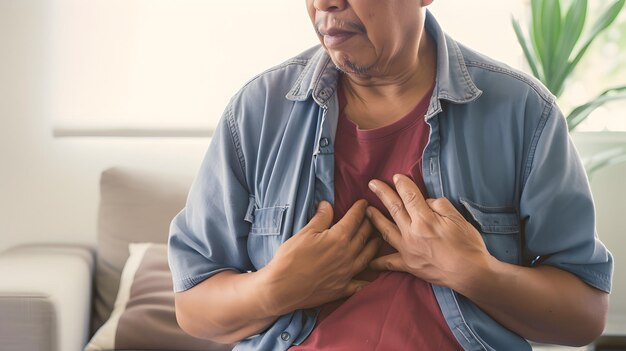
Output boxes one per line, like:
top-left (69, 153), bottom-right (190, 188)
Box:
top-left (291, 82), bottom-right (462, 350)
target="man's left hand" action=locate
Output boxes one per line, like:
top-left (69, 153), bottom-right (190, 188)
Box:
top-left (367, 174), bottom-right (492, 290)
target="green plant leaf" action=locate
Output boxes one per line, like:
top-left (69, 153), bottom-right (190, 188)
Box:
top-left (540, 0), bottom-right (562, 89)
top-left (582, 0), bottom-right (625, 47)
top-left (551, 0), bottom-right (587, 97)
top-left (512, 17), bottom-right (542, 79)
top-left (515, 1), bottom-right (626, 176)
top-left (531, 0), bottom-right (547, 76)
top-left (567, 85), bottom-right (626, 130)
top-left (552, 0), bottom-right (626, 97)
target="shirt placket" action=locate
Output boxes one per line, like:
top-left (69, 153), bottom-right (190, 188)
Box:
top-left (312, 92), bottom-right (338, 208)
top-left (424, 115), bottom-right (489, 351)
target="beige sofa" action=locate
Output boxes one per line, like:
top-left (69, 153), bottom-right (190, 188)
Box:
top-left (0, 167), bottom-right (623, 351)
top-left (0, 167), bottom-right (232, 351)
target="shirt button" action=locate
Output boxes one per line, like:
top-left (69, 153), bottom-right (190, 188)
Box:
top-left (320, 137), bottom-right (329, 147)
top-left (280, 332), bottom-right (291, 341)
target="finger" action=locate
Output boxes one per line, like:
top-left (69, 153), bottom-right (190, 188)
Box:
top-left (368, 179), bottom-right (411, 229)
top-left (365, 206), bottom-right (403, 250)
top-left (348, 216), bottom-right (374, 254)
top-left (369, 253), bottom-right (409, 273)
top-left (352, 236), bottom-right (382, 273)
top-left (427, 197), bottom-right (462, 218)
top-left (303, 200), bottom-right (334, 232)
top-left (332, 199), bottom-right (368, 238)
top-left (343, 280), bottom-right (370, 296)
top-left (392, 174), bottom-right (433, 222)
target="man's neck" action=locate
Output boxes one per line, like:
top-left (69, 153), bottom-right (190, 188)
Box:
top-left (340, 33), bottom-right (437, 130)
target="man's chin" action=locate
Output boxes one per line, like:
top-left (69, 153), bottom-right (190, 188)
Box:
top-left (333, 58), bottom-right (371, 77)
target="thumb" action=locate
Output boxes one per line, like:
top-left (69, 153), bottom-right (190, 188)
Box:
top-left (369, 253), bottom-right (408, 272)
top-left (427, 197), bottom-right (461, 217)
top-left (304, 201), bottom-right (334, 232)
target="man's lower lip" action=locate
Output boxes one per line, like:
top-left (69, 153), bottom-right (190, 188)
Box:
top-left (323, 33), bottom-right (355, 48)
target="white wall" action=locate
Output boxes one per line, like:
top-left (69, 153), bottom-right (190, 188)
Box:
top-left (0, 0), bottom-right (318, 250)
top-left (572, 133), bottom-right (626, 331)
top-left (0, 0), bottom-right (209, 252)
top-left (1, 0), bottom-right (624, 330)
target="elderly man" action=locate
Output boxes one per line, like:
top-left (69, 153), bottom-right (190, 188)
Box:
top-left (168, 1), bottom-right (613, 350)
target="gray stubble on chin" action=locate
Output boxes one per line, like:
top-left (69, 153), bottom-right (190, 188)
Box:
top-left (334, 61), bottom-right (370, 76)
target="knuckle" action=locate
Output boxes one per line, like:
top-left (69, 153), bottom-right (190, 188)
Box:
top-left (389, 201), bottom-right (404, 217)
top-left (433, 198), bottom-right (452, 210)
top-left (353, 256), bottom-right (366, 271)
top-left (432, 198), bottom-right (445, 206)
top-left (403, 191), bottom-right (417, 205)
top-left (337, 233), bottom-right (350, 245)
top-left (345, 284), bottom-right (358, 296)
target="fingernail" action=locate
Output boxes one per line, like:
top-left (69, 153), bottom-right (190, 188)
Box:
top-left (368, 181), bottom-right (377, 191)
top-left (393, 174), bottom-right (400, 184)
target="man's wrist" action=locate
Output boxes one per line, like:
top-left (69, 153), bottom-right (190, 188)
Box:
top-left (450, 252), bottom-right (504, 299)
top-left (253, 265), bottom-right (283, 317)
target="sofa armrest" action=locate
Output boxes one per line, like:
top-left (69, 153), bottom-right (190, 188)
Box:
top-left (0, 244), bottom-right (95, 351)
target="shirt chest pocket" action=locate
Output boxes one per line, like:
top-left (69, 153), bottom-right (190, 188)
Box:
top-left (459, 198), bottom-right (521, 265)
top-left (245, 205), bottom-right (289, 270)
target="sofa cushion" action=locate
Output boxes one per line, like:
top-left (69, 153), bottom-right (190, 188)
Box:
top-left (93, 167), bottom-right (193, 333)
top-left (86, 243), bottom-right (232, 351)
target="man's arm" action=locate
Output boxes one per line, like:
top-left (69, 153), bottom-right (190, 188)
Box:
top-left (458, 258), bottom-right (608, 346)
top-left (175, 270), bottom-right (279, 344)
top-left (175, 200), bottom-right (381, 344)
top-left (367, 174), bottom-right (608, 346)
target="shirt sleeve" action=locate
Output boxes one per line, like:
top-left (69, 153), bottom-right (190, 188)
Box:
top-left (520, 101), bottom-right (613, 293)
top-left (168, 104), bottom-right (254, 292)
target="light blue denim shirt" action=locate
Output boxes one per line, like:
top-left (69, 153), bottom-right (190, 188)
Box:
top-left (168, 12), bottom-right (613, 351)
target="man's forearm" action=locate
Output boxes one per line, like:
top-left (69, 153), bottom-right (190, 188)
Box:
top-left (455, 256), bottom-right (609, 346)
top-left (173, 201), bottom-right (379, 344)
top-left (175, 270), bottom-right (279, 344)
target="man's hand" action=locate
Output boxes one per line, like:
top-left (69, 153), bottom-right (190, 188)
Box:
top-left (366, 174), bottom-right (609, 345)
top-left (366, 174), bottom-right (490, 290)
top-left (262, 200), bottom-right (381, 316)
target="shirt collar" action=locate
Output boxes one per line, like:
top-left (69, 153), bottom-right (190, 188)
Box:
top-left (286, 46), bottom-right (338, 106)
top-left (286, 10), bottom-right (482, 116)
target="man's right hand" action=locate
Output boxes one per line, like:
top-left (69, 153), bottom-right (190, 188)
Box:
top-left (260, 199), bottom-right (381, 316)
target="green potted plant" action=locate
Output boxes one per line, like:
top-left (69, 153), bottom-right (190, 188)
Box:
top-left (512, 0), bottom-right (626, 178)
